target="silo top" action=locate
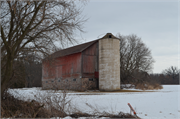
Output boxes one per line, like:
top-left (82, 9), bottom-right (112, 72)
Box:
top-left (100, 33), bottom-right (120, 40)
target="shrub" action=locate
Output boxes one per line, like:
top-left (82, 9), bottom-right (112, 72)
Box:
top-left (135, 82), bottom-right (163, 90)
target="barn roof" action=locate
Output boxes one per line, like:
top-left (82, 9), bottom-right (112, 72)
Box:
top-left (47, 33), bottom-right (119, 59)
top-left (50, 40), bottom-right (98, 58)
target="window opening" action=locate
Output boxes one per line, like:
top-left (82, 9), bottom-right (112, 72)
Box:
top-left (89, 78), bottom-right (93, 81)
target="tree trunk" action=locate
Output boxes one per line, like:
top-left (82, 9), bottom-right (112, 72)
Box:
top-left (1, 54), bottom-right (14, 97)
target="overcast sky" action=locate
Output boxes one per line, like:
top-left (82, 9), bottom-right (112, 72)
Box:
top-left (74, 0), bottom-right (179, 73)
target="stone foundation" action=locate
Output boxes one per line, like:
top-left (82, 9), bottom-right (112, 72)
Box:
top-left (42, 78), bottom-right (98, 91)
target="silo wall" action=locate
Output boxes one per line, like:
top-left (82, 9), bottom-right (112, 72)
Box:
top-left (99, 38), bottom-right (120, 91)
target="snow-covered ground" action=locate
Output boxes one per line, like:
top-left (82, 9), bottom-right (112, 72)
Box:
top-left (8, 85), bottom-right (180, 119)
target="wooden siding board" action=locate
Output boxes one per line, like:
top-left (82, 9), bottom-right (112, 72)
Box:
top-left (82, 42), bottom-right (98, 78)
top-left (43, 52), bottom-right (82, 80)
top-left (81, 52), bottom-right (83, 78)
top-left (56, 53), bottom-right (82, 78)
top-left (83, 41), bottom-right (97, 55)
top-left (97, 41), bottom-right (99, 72)
top-left (42, 60), bottom-right (56, 80)
top-left (83, 55), bottom-right (95, 73)
top-left (82, 73), bottom-right (94, 78)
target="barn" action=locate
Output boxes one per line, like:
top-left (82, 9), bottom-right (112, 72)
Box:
top-left (42, 33), bottom-right (120, 91)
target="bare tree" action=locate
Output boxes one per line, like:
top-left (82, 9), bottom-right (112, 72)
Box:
top-left (162, 66), bottom-right (179, 84)
top-left (117, 33), bottom-right (155, 84)
top-left (162, 66), bottom-right (179, 76)
top-left (1, 0), bottom-right (87, 96)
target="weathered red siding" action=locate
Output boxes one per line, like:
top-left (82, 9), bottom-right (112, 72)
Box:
top-left (55, 52), bottom-right (81, 78)
top-left (82, 41), bottom-right (99, 78)
top-left (42, 59), bottom-right (56, 79)
top-left (42, 52), bottom-right (81, 79)
top-left (83, 55), bottom-right (95, 73)
top-left (42, 53), bottom-right (82, 90)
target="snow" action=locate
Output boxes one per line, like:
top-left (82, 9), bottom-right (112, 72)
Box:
top-left (50, 116), bottom-right (108, 119)
top-left (8, 85), bottom-right (180, 119)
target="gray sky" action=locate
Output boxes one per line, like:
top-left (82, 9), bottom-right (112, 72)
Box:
top-left (75, 0), bottom-right (179, 73)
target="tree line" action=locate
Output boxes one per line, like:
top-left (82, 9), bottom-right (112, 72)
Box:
top-left (10, 52), bottom-right (42, 88)
top-left (150, 66), bottom-right (179, 85)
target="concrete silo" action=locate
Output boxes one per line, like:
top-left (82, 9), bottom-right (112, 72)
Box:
top-left (99, 33), bottom-right (120, 91)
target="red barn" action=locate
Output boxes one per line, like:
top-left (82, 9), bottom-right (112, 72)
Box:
top-left (42, 33), bottom-right (121, 91)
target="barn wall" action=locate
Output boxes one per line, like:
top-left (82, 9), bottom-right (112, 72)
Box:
top-left (56, 53), bottom-right (82, 78)
top-left (42, 59), bottom-right (56, 80)
top-left (42, 59), bottom-right (56, 89)
top-left (42, 53), bottom-right (82, 90)
top-left (99, 38), bottom-right (120, 91)
top-left (81, 78), bottom-right (98, 90)
top-left (82, 42), bottom-right (99, 78)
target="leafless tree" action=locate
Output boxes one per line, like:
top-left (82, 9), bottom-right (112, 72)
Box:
top-left (1, 0), bottom-right (87, 96)
top-left (117, 33), bottom-right (155, 84)
top-left (162, 66), bottom-right (179, 83)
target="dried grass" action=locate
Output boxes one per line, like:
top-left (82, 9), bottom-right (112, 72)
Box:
top-left (135, 83), bottom-right (163, 90)
top-left (1, 89), bottom-right (142, 118)
top-left (1, 92), bottom-right (49, 118)
top-left (1, 90), bottom-right (68, 118)
top-left (83, 102), bottom-right (141, 118)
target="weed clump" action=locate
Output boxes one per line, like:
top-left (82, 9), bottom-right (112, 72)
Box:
top-left (1, 92), bottom-right (48, 118)
top-left (1, 91), bottom-right (67, 118)
top-left (135, 83), bottom-right (163, 90)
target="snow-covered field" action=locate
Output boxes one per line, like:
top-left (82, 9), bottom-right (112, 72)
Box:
top-left (8, 85), bottom-right (180, 119)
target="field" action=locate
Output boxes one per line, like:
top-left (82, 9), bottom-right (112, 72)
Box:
top-left (8, 85), bottom-right (180, 119)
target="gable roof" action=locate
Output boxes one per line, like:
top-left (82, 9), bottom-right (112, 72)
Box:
top-left (46, 33), bottom-right (120, 59)
top-left (51, 40), bottom-right (98, 58)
